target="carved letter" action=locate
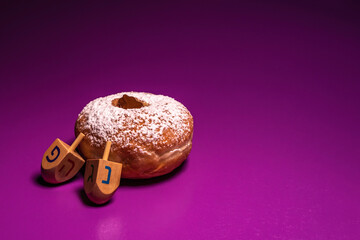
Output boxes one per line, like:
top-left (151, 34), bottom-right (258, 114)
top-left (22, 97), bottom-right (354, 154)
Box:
top-left (58, 159), bottom-right (75, 176)
top-left (64, 159), bottom-right (75, 176)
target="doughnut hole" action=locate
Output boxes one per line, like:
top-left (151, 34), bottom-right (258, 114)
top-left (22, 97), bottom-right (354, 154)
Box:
top-left (112, 94), bottom-right (149, 109)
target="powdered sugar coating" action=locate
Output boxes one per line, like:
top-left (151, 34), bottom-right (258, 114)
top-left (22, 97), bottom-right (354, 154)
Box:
top-left (76, 92), bottom-right (193, 155)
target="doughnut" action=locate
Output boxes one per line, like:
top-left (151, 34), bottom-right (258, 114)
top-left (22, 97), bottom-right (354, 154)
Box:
top-left (75, 92), bottom-right (193, 179)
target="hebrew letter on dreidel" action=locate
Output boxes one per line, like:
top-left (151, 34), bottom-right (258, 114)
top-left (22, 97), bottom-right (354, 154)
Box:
top-left (58, 159), bottom-right (75, 177)
top-left (87, 164), bottom-right (94, 183)
top-left (46, 146), bottom-right (60, 163)
top-left (102, 166), bottom-right (111, 184)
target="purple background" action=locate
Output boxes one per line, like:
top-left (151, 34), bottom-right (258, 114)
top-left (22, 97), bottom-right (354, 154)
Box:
top-left (1, 1), bottom-right (360, 239)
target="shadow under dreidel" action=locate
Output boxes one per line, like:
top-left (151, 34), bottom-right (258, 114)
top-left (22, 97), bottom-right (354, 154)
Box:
top-left (32, 171), bottom-right (82, 188)
top-left (120, 158), bottom-right (189, 187)
top-left (77, 188), bottom-right (112, 207)
top-left (78, 157), bottom-right (189, 186)
top-left (77, 157), bottom-right (189, 206)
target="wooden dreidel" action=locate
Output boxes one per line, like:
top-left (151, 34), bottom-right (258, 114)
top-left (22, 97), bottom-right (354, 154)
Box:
top-left (84, 141), bottom-right (122, 204)
top-left (41, 133), bottom-right (85, 184)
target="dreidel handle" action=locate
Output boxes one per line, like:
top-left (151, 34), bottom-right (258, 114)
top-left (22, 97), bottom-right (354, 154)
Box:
top-left (102, 141), bottom-right (112, 161)
top-left (69, 133), bottom-right (85, 152)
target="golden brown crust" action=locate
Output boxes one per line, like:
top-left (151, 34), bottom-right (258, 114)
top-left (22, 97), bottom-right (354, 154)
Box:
top-left (75, 92), bottom-right (193, 179)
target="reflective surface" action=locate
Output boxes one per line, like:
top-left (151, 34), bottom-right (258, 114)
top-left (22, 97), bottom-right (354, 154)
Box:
top-left (1, 1), bottom-right (360, 239)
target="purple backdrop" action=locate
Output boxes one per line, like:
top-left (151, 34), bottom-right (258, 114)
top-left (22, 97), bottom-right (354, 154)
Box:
top-left (1, 1), bottom-right (360, 239)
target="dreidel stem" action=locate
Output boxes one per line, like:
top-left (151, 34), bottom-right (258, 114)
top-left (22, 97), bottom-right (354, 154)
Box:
top-left (102, 141), bottom-right (112, 161)
top-left (69, 133), bottom-right (85, 152)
